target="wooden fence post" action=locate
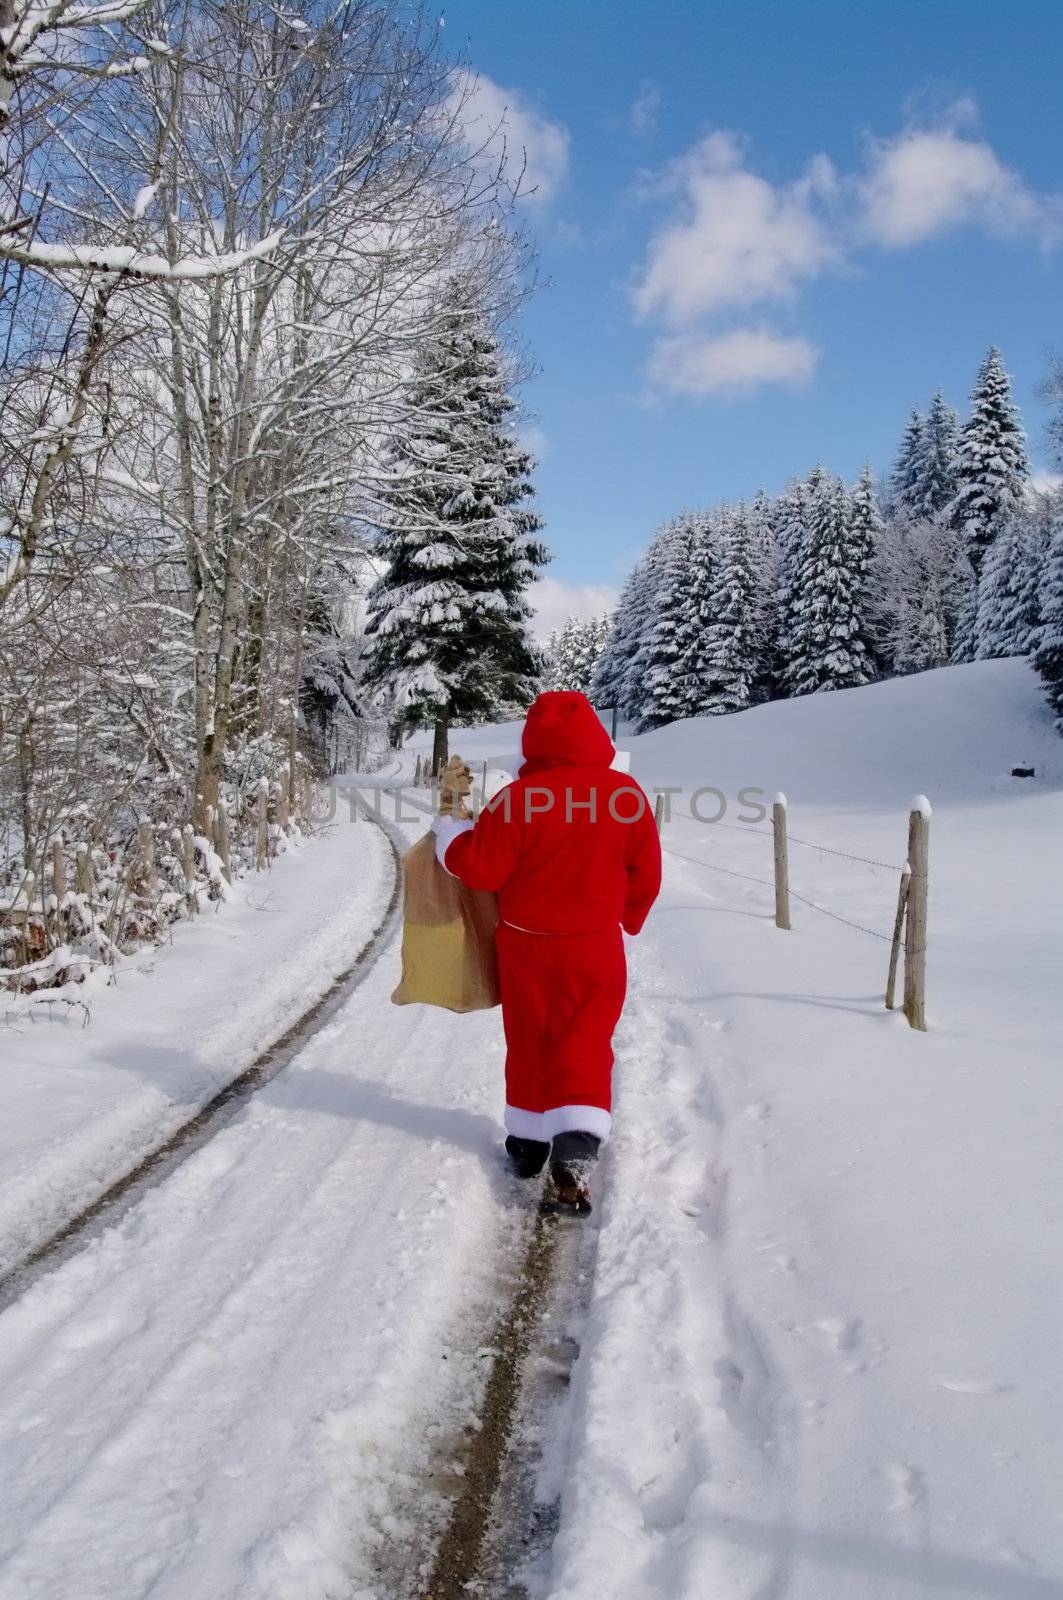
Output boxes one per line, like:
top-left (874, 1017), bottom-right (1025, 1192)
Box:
top-left (903, 797), bottom-right (931, 1031)
top-left (414, 753), bottom-right (423, 787)
top-left (885, 864), bottom-right (911, 1010)
top-left (772, 793), bottom-right (791, 931)
top-left (255, 778), bottom-right (269, 870)
top-left (653, 792), bottom-right (665, 833)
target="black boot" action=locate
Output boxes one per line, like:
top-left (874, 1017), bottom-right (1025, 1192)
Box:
top-left (505, 1134), bottom-right (550, 1180)
top-left (550, 1131), bottom-right (601, 1215)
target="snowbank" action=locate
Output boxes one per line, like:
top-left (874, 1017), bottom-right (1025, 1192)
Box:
top-left (0, 816), bottom-right (393, 1277)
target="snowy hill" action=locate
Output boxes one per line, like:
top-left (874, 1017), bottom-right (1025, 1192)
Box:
top-left (628, 655), bottom-right (1063, 806)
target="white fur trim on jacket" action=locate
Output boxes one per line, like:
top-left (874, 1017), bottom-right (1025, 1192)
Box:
top-left (430, 814), bottom-right (473, 875)
top-left (504, 1103), bottom-right (613, 1146)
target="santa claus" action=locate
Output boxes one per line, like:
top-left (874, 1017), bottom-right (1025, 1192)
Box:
top-left (431, 691), bottom-right (662, 1212)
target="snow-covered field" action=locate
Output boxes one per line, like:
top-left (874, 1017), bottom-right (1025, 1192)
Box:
top-left (0, 659), bottom-right (1060, 1600)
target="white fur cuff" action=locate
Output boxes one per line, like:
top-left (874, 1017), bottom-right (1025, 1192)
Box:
top-left (430, 814), bottom-right (473, 874)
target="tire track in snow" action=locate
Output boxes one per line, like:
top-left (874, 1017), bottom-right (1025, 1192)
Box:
top-left (413, 1185), bottom-right (597, 1600)
top-left (0, 822), bottom-right (404, 1316)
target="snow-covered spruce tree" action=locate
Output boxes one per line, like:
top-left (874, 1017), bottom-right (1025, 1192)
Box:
top-left (591, 564), bottom-right (645, 720)
top-left (787, 468), bottom-right (874, 697)
top-left (977, 495), bottom-right (1057, 661)
top-left (747, 489), bottom-right (785, 703)
top-left (621, 518), bottom-right (689, 727)
top-left (774, 477), bottom-right (811, 697)
top-left (951, 347), bottom-right (1030, 580)
top-left (910, 391), bottom-right (960, 522)
top-left (363, 301), bottom-right (548, 769)
top-left (974, 515), bottom-right (1032, 661)
top-left (544, 615), bottom-right (609, 694)
top-left (1032, 495), bottom-right (1063, 727)
top-left (635, 516), bottom-right (700, 731)
top-left (666, 511), bottom-right (726, 718)
top-left (700, 504), bottom-right (760, 715)
top-left (847, 463), bottom-right (883, 674)
top-left (891, 408), bottom-right (926, 516)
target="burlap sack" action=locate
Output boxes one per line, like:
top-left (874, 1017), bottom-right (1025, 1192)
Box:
top-left (391, 832), bottom-right (500, 1012)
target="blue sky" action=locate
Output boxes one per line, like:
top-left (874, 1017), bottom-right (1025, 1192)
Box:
top-left (442, 0), bottom-right (1063, 629)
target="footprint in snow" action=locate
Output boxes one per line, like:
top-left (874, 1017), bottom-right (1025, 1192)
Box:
top-left (816, 1316), bottom-right (862, 1352)
top-left (886, 1461), bottom-right (925, 1512)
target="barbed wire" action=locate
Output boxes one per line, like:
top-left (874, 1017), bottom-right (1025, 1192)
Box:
top-left (786, 835), bottom-right (902, 873)
top-left (660, 842), bottom-right (775, 892)
top-left (661, 842), bottom-right (892, 942)
top-left (667, 805), bottom-right (901, 873)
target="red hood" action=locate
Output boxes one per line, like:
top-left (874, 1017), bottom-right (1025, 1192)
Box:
top-left (518, 692), bottom-right (616, 776)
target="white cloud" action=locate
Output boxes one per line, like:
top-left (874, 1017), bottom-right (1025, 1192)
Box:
top-left (630, 105), bottom-right (1063, 405)
top-left (529, 577), bottom-right (618, 639)
top-left (448, 70), bottom-right (570, 207)
top-left (633, 132), bottom-right (839, 326)
top-left (860, 121), bottom-right (1063, 248)
top-left (1030, 468), bottom-right (1063, 499)
top-left (630, 80), bottom-right (661, 138)
top-left (518, 421), bottom-right (550, 461)
top-left (646, 329), bottom-right (818, 398)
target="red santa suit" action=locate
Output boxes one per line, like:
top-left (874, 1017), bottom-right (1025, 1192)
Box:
top-left (432, 692), bottom-right (662, 1146)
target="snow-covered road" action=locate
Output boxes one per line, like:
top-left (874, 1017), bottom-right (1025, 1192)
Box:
top-left (0, 865), bottom-right (515, 1600)
top-left (0, 813), bottom-right (395, 1280)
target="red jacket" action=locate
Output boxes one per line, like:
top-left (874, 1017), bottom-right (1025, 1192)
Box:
top-left (442, 693), bottom-right (662, 936)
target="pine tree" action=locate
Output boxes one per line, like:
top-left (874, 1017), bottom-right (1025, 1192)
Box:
top-left (1032, 494), bottom-right (1063, 727)
top-left (891, 409), bottom-right (926, 514)
top-left (974, 518), bottom-right (1028, 660)
top-left (847, 463), bottom-right (882, 675)
top-left (951, 346), bottom-right (1030, 578)
top-left (591, 564), bottom-right (644, 719)
top-left (775, 477), bottom-right (810, 695)
top-left (614, 521), bottom-right (681, 723)
top-left (636, 517), bottom-right (699, 730)
top-left (788, 468), bottom-right (874, 696)
top-left (363, 301), bottom-right (548, 765)
top-left (978, 498), bottom-right (1057, 660)
top-left (911, 391), bottom-right (960, 521)
top-left (748, 489), bottom-right (785, 703)
top-left (544, 615), bottom-right (610, 693)
top-left (701, 504), bottom-right (759, 715)
top-left (668, 511), bottom-right (725, 718)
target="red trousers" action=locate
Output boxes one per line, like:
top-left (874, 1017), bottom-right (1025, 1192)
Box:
top-left (495, 922), bottom-right (627, 1146)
